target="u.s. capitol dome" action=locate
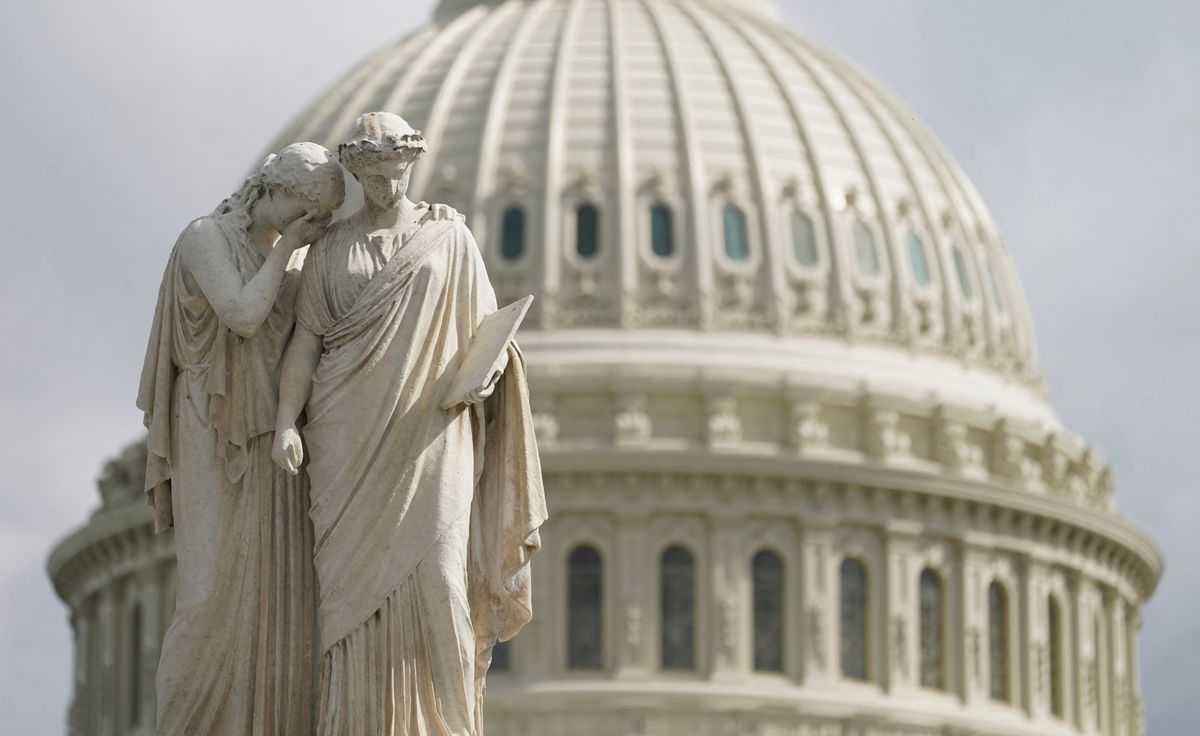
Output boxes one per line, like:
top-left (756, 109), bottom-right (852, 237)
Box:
top-left (49, 1), bottom-right (1161, 734)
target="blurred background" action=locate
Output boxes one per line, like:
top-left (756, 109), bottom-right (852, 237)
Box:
top-left (1, 1), bottom-right (1196, 734)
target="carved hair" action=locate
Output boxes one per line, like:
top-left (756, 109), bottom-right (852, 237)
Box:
top-left (216, 142), bottom-right (346, 228)
top-left (258, 142), bottom-right (347, 212)
top-left (338, 112), bottom-right (428, 175)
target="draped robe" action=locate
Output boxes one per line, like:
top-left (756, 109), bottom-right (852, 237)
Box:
top-left (295, 217), bottom-right (546, 736)
top-left (137, 210), bottom-right (317, 735)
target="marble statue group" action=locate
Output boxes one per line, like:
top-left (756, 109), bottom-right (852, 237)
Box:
top-left (137, 111), bottom-right (547, 736)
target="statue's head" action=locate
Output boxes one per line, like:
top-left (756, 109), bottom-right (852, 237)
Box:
top-left (255, 142), bottom-right (346, 230)
top-left (338, 112), bottom-right (427, 209)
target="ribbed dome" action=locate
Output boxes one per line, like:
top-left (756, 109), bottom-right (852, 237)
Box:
top-left (271, 0), bottom-right (1048, 422)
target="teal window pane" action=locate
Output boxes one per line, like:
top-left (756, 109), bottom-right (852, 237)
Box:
top-left (651, 204), bottom-right (674, 257)
top-left (500, 206), bottom-right (525, 261)
top-left (660, 546), bottom-right (695, 670)
top-left (952, 246), bottom-right (974, 300)
top-left (840, 558), bottom-right (868, 680)
top-left (853, 219), bottom-right (880, 275)
top-left (752, 550), bottom-right (784, 672)
top-left (568, 546), bottom-right (603, 670)
top-left (791, 210), bottom-right (818, 266)
top-left (723, 204), bottom-right (749, 261)
top-left (1049, 598), bottom-right (1064, 718)
top-left (982, 258), bottom-right (1005, 313)
top-left (491, 639), bottom-right (511, 671)
top-left (576, 203), bottom-right (600, 258)
top-left (919, 569), bottom-right (944, 689)
top-left (988, 582), bottom-right (1010, 702)
top-left (907, 232), bottom-right (931, 286)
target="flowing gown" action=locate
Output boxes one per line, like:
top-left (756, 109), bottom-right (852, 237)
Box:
top-left (294, 217), bottom-right (546, 736)
top-left (137, 209), bottom-right (317, 736)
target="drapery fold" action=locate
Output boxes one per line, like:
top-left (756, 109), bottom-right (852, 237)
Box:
top-left (297, 216), bottom-right (546, 734)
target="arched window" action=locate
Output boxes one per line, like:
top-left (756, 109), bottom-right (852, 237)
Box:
top-left (853, 219), bottom-right (881, 276)
top-left (567, 545), bottom-right (603, 670)
top-left (129, 603), bottom-right (142, 727)
top-left (576, 203), bottom-right (600, 258)
top-left (839, 558), bottom-right (868, 681)
top-left (660, 545), bottom-right (695, 670)
top-left (951, 245), bottom-right (974, 300)
top-left (907, 232), bottom-right (931, 287)
top-left (988, 581), bottom-right (1010, 702)
top-left (500, 206), bottom-right (525, 261)
top-left (752, 550), bottom-right (784, 672)
top-left (982, 257), bottom-right (1006, 313)
top-left (919, 568), bottom-right (945, 689)
top-left (791, 210), bottom-right (819, 266)
top-left (1049, 597), bottom-right (1064, 718)
top-left (650, 204), bottom-right (674, 257)
top-left (490, 639), bottom-right (511, 672)
top-left (722, 204), bottom-right (750, 261)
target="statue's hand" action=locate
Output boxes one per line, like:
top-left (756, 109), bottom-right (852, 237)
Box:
top-left (418, 201), bottom-right (461, 224)
top-left (463, 349), bottom-right (510, 406)
top-left (279, 212), bottom-right (331, 251)
top-left (272, 426), bottom-right (304, 475)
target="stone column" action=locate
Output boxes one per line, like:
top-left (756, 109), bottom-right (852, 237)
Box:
top-left (960, 545), bottom-right (988, 707)
top-left (799, 521), bottom-right (836, 683)
top-left (710, 511), bottom-right (745, 679)
top-left (139, 566), bottom-right (162, 730)
top-left (615, 511), bottom-right (650, 678)
top-left (882, 528), bottom-right (916, 695)
top-left (1109, 596), bottom-right (1128, 736)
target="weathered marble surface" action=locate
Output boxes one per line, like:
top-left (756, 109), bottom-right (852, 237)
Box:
top-left (139, 115), bottom-right (545, 735)
top-left (272, 112), bottom-right (546, 735)
top-left (138, 143), bottom-right (344, 735)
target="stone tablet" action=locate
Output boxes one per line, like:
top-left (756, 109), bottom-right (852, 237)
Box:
top-left (442, 295), bottom-right (534, 409)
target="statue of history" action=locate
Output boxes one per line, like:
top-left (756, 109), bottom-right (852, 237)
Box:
top-left (272, 112), bottom-right (547, 734)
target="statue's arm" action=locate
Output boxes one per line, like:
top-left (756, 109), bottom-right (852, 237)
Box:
top-left (179, 215), bottom-right (324, 338)
top-left (272, 325), bottom-right (323, 474)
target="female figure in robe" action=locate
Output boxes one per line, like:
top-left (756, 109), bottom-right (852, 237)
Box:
top-left (137, 143), bottom-right (344, 735)
top-left (273, 112), bottom-right (546, 736)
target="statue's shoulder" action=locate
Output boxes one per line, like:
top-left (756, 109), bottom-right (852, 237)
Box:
top-left (174, 216), bottom-right (228, 267)
top-left (178, 216), bottom-right (222, 247)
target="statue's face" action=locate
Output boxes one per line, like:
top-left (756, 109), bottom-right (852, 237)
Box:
top-left (267, 188), bottom-right (319, 232)
top-left (358, 163), bottom-right (415, 210)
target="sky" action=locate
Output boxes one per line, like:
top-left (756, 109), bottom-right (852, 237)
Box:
top-left (0, 0), bottom-right (1196, 733)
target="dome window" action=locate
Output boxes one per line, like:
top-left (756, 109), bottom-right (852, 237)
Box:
top-left (790, 210), bottom-right (819, 267)
top-left (660, 545), bottom-right (696, 670)
top-left (500, 206), bottom-right (525, 261)
top-left (576, 203), bottom-right (600, 259)
top-left (988, 581), bottom-right (1010, 702)
top-left (839, 557), bottom-right (869, 681)
top-left (952, 246), bottom-right (974, 300)
top-left (919, 568), bottom-right (945, 690)
top-left (982, 257), bottom-right (1006, 314)
top-left (650, 204), bottom-right (674, 257)
top-left (852, 219), bottom-right (880, 276)
top-left (752, 550), bottom-right (785, 673)
top-left (567, 545), bottom-right (604, 670)
top-left (907, 232), bottom-right (931, 287)
top-left (722, 204), bottom-right (750, 261)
